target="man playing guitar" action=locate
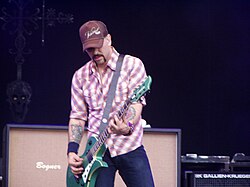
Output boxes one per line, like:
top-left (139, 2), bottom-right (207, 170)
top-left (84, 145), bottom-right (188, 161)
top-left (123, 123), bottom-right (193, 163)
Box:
top-left (67, 20), bottom-right (154, 187)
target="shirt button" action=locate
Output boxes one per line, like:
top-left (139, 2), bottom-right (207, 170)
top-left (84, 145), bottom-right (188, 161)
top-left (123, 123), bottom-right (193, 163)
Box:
top-left (102, 118), bottom-right (108, 123)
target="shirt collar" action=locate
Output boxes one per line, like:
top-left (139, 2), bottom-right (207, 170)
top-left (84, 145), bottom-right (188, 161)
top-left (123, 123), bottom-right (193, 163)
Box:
top-left (108, 48), bottom-right (120, 71)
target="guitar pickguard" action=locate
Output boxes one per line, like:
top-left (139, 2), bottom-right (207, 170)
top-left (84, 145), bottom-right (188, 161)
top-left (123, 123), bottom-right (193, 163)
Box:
top-left (82, 158), bottom-right (94, 183)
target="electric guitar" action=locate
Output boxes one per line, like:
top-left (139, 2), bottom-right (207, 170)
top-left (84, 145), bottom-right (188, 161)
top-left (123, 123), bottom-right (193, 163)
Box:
top-left (66, 76), bottom-right (152, 187)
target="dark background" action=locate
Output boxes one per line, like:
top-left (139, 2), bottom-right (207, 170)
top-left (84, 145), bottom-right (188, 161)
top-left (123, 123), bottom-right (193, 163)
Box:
top-left (0, 0), bottom-right (250, 159)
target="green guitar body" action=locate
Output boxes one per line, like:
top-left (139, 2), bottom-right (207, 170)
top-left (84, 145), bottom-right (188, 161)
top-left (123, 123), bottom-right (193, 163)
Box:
top-left (66, 136), bottom-right (108, 187)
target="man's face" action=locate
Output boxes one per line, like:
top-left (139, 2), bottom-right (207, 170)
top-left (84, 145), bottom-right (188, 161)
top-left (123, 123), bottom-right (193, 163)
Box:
top-left (85, 35), bottom-right (112, 66)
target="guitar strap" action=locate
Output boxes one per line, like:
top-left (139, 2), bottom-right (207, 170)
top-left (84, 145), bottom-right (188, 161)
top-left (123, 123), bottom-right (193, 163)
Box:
top-left (98, 54), bottom-right (125, 133)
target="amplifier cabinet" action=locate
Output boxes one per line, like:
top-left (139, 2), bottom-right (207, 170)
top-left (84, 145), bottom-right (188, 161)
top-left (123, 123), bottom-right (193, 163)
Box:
top-left (3, 124), bottom-right (181, 187)
top-left (186, 171), bottom-right (250, 187)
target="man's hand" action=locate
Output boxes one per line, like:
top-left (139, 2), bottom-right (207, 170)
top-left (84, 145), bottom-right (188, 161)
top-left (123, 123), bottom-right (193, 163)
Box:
top-left (108, 115), bottom-right (130, 135)
top-left (68, 152), bottom-right (84, 177)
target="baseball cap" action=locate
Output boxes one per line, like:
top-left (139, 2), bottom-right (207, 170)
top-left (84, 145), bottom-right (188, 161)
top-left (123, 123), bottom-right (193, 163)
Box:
top-left (79, 20), bottom-right (108, 51)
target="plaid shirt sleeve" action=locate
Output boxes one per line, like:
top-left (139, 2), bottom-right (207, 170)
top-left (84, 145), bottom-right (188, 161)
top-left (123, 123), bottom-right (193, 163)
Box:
top-left (70, 69), bottom-right (88, 121)
top-left (125, 55), bottom-right (147, 105)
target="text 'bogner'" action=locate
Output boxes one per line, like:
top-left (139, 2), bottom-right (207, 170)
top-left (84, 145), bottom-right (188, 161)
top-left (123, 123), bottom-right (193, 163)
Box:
top-left (36, 162), bottom-right (61, 171)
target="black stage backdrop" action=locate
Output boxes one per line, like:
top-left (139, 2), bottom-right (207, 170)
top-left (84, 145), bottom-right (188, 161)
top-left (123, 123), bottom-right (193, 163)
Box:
top-left (0, 0), bottom-right (250, 158)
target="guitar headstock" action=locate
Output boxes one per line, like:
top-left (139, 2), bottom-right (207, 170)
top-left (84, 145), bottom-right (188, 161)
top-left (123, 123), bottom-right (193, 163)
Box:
top-left (130, 76), bottom-right (152, 103)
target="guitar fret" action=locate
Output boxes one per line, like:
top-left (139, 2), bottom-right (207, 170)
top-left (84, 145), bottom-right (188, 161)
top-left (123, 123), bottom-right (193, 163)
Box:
top-left (101, 133), bottom-right (105, 143)
top-left (118, 111), bottom-right (122, 118)
top-left (95, 142), bottom-right (99, 150)
top-left (118, 100), bottom-right (130, 119)
top-left (99, 135), bottom-right (104, 144)
top-left (104, 130), bottom-right (109, 138)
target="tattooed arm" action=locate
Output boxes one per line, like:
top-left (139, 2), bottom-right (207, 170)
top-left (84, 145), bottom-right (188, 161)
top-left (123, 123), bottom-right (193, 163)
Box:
top-left (67, 118), bottom-right (85, 176)
top-left (125, 103), bottom-right (142, 125)
top-left (68, 118), bottom-right (85, 144)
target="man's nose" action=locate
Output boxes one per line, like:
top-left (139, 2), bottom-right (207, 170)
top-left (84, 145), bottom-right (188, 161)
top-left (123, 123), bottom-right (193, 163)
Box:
top-left (93, 48), bottom-right (99, 54)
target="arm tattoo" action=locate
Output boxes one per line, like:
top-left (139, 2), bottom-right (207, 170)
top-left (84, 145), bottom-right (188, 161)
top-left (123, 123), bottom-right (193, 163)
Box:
top-left (126, 106), bottom-right (136, 121)
top-left (70, 124), bottom-right (83, 144)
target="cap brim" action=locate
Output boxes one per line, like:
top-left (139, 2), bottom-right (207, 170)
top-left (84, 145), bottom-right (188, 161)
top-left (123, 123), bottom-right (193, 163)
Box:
top-left (83, 38), bottom-right (104, 51)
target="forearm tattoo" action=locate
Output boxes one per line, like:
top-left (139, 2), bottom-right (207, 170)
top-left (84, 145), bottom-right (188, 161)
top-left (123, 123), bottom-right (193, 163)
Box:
top-left (126, 106), bottom-right (136, 121)
top-left (70, 124), bottom-right (83, 144)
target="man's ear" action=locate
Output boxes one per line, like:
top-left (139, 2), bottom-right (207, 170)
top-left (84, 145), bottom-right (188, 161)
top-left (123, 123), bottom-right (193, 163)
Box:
top-left (106, 34), bottom-right (112, 46)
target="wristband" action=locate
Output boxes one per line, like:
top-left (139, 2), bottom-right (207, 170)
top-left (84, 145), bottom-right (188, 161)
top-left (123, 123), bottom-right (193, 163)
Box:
top-left (67, 142), bottom-right (79, 155)
top-left (124, 122), bottom-right (134, 136)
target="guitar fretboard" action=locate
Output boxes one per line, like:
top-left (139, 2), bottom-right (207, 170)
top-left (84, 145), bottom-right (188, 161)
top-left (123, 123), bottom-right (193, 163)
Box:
top-left (86, 98), bottom-right (131, 161)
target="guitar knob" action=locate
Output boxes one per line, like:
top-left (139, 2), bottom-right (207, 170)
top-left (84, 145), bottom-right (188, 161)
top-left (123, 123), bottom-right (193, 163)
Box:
top-left (88, 140), bottom-right (92, 145)
top-left (74, 176), bottom-right (80, 184)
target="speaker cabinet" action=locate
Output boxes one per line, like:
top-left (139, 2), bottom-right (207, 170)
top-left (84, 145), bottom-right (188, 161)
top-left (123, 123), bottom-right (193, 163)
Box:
top-left (186, 171), bottom-right (250, 187)
top-left (3, 124), bottom-right (181, 187)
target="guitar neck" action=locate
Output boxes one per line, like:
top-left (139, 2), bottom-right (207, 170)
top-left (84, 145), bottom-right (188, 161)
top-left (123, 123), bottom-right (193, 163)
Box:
top-left (88, 98), bottom-right (131, 157)
top-left (117, 99), bottom-right (131, 120)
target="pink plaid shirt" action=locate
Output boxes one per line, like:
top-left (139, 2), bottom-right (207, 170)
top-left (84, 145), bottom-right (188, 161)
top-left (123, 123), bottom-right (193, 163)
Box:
top-left (70, 48), bottom-right (147, 157)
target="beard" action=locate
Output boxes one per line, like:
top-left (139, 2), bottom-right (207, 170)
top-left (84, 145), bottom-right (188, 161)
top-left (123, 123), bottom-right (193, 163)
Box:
top-left (93, 54), bottom-right (106, 65)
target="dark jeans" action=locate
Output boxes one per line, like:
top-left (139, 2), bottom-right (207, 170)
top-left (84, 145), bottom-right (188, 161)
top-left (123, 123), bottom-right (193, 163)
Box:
top-left (95, 145), bottom-right (155, 187)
